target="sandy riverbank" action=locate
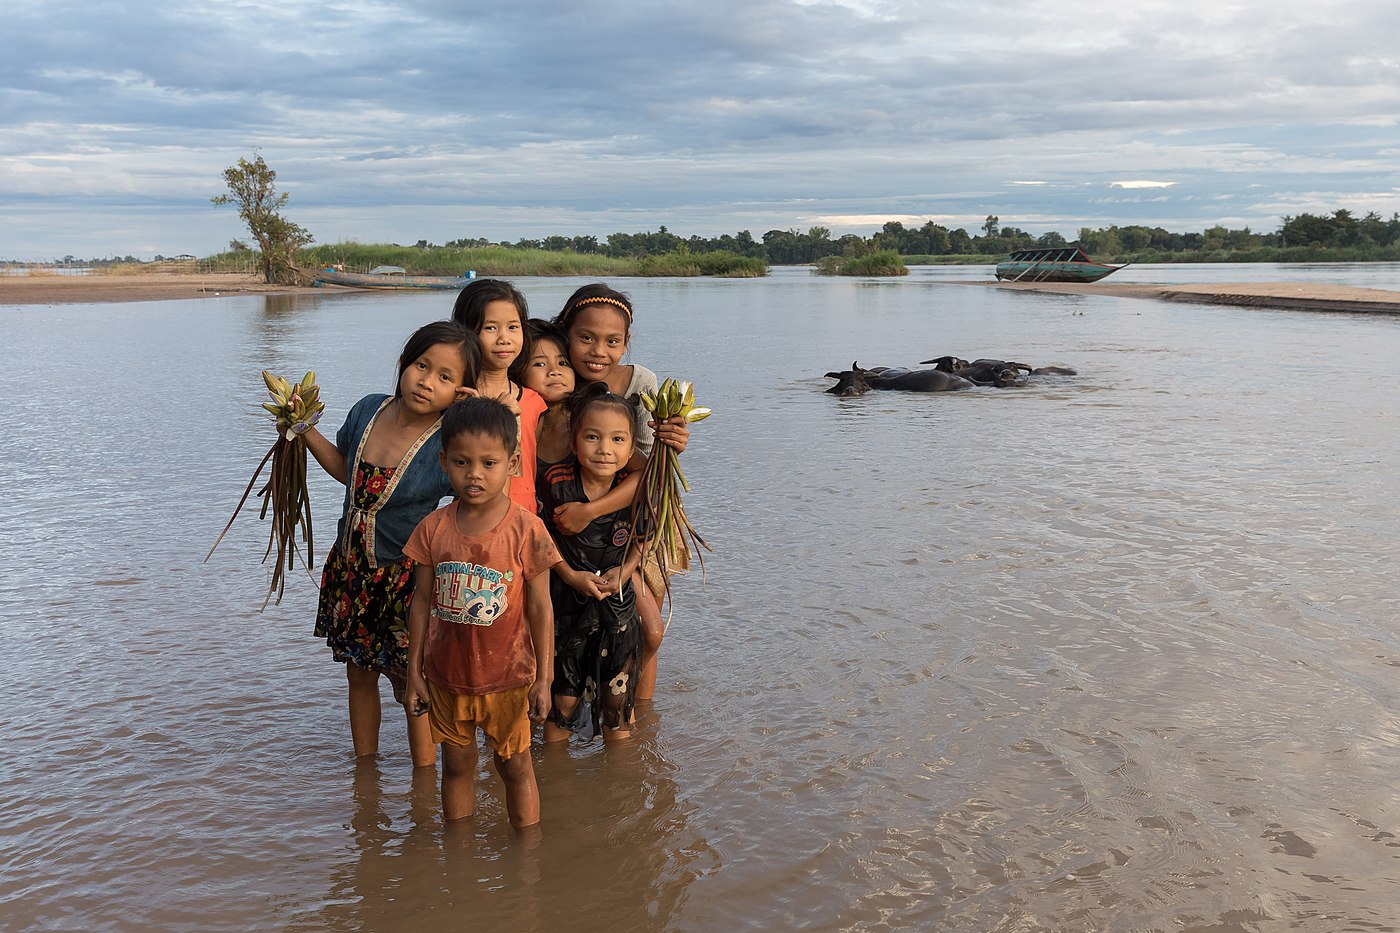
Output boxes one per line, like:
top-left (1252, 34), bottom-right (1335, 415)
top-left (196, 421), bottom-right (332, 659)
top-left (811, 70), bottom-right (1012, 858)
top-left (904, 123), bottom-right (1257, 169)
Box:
top-left (0, 272), bottom-right (320, 305)
top-left (975, 279), bottom-right (1400, 314)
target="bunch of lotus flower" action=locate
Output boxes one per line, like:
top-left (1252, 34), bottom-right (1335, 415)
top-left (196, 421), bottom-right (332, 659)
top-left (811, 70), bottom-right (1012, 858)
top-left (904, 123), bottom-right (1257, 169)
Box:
top-left (206, 371), bottom-right (324, 609)
top-left (632, 378), bottom-right (711, 616)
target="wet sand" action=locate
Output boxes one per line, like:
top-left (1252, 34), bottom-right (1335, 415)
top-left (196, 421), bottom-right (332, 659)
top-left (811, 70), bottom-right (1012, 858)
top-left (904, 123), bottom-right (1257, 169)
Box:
top-left (976, 279), bottom-right (1400, 314)
top-left (0, 272), bottom-right (318, 305)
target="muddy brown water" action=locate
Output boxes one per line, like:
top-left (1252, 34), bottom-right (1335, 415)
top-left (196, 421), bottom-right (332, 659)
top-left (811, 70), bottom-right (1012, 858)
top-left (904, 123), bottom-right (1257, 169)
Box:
top-left (3, 265), bottom-right (1399, 931)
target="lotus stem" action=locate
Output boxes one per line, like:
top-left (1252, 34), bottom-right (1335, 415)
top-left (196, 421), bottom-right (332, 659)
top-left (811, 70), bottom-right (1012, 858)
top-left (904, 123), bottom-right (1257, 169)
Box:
top-left (629, 381), bottom-right (713, 621)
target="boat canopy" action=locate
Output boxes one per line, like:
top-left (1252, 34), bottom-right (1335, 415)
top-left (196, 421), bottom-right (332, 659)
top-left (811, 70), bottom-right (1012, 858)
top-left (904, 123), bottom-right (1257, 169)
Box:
top-left (1004, 247), bottom-right (1095, 263)
top-left (367, 265), bottom-right (407, 275)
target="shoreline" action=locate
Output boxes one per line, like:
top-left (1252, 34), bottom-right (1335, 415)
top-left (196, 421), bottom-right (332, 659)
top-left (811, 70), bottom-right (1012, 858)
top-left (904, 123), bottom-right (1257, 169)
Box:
top-left (0, 272), bottom-right (320, 305)
top-left (5, 271), bottom-right (1400, 314)
top-left (957, 279), bottom-right (1400, 315)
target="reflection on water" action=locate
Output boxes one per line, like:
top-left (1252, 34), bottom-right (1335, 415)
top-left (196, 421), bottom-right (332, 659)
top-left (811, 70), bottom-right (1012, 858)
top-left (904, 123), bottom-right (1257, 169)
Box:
top-left (3, 268), bottom-right (1400, 931)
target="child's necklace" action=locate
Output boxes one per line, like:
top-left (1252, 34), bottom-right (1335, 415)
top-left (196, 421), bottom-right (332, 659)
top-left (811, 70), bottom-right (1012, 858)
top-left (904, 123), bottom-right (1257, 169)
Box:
top-left (477, 374), bottom-right (515, 398)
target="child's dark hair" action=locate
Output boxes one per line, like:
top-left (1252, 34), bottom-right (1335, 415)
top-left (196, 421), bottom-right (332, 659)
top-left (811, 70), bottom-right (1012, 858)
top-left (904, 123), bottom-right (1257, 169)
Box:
top-left (527, 318), bottom-right (569, 354)
top-left (441, 397), bottom-right (519, 452)
top-left (451, 278), bottom-right (532, 383)
top-left (567, 380), bottom-right (638, 442)
top-left (395, 321), bottom-right (478, 397)
top-left (553, 283), bottom-right (633, 339)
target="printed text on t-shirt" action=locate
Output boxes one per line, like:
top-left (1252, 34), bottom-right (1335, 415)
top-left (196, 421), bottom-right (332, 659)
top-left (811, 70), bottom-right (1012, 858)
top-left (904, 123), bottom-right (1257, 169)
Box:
top-left (433, 561), bottom-right (516, 626)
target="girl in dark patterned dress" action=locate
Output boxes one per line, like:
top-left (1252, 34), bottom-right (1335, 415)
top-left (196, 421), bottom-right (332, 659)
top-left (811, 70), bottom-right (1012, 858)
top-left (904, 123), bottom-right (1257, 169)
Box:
top-left (548, 284), bottom-right (690, 704)
top-left (538, 383), bottom-right (648, 743)
top-left (300, 321), bottom-right (478, 766)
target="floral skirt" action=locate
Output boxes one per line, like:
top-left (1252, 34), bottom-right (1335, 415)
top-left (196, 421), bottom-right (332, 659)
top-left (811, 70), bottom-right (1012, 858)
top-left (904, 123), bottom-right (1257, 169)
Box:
top-left (313, 464), bottom-right (416, 684)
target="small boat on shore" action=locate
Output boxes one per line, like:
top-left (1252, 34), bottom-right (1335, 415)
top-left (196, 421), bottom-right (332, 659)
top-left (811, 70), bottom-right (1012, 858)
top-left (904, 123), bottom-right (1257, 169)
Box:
top-left (310, 265), bottom-right (476, 290)
top-left (994, 247), bottom-right (1126, 284)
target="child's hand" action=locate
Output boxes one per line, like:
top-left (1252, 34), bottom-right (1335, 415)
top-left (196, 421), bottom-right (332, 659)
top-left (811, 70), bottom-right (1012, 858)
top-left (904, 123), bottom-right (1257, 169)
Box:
top-left (596, 566), bottom-right (622, 595)
top-left (553, 501), bottom-right (593, 535)
top-left (488, 388), bottom-right (521, 416)
top-left (564, 567), bottom-right (610, 601)
top-left (528, 679), bottom-right (551, 723)
top-left (453, 386), bottom-right (478, 403)
top-left (406, 675), bottom-right (431, 718)
top-left (651, 415), bottom-right (690, 453)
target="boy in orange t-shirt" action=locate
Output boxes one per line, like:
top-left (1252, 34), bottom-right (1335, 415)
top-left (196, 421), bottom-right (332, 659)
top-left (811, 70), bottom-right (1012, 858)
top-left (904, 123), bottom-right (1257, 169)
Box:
top-left (404, 397), bottom-right (561, 827)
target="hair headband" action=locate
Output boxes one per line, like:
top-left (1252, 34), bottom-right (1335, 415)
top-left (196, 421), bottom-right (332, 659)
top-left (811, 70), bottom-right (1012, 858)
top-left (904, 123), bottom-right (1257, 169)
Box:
top-left (572, 296), bottom-right (632, 321)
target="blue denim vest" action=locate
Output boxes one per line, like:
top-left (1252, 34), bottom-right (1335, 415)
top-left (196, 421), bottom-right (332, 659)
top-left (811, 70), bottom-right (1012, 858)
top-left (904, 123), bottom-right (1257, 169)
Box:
top-left (335, 394), bottom-right (453, 567)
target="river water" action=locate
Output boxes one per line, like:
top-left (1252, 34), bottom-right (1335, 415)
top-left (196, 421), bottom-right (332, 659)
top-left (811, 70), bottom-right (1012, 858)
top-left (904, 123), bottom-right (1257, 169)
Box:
top-left (2, 265), bottom-right (1399, 932)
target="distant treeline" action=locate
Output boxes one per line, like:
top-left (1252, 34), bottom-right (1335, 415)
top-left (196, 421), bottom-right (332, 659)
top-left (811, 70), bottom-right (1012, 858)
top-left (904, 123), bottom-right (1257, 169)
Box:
top-left (32, 208), bottom-right (1400, 269)
top-left (408, 209), bottom-right (1400, 265)
top-left (5, 254), bottom-right (195, 267)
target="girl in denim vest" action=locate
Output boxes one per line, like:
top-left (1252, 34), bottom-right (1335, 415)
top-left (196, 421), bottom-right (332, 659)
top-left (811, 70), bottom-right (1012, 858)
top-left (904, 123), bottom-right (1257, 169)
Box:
top-left (300, 321), bottom-right (478, 767)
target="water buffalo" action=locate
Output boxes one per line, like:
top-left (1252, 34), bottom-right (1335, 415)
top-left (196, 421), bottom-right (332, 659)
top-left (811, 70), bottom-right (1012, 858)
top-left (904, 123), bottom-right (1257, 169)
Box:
top-left (922, 356), bottom-right (1028, 387)
top-left (922, 355), bottom-right (1077, 385)
top-left (825, 362), bottom-right (973, 396)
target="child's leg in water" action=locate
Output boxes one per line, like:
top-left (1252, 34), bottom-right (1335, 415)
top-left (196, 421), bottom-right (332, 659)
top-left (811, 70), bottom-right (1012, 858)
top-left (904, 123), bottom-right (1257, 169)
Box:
top-left (542, 694), bottom-right (579, 743)
top-left (602, 689), bottom-right (634, 743)
top-left (602, 644), bottom-right (641, 742)
top-left (404, 702), bottom-right (436, 767)
top-left (634, 570), bottom-right (664, 702)
top-left (441, 740), bottom-right (479, 821)
top-left (495, 750), bottom-right (541, 828)
top-left (346, 664), bottom-right (382, 757)
top-left (384, 668), bottom-right (435, 766)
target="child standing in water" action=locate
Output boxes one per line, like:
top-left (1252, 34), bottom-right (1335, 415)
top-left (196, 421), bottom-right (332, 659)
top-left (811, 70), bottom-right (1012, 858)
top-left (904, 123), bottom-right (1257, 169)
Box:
top-left (451, 279), bottom-right (546, 514)
top-left (549, 284), bottom-right (689, 702)
top-left (403, 398), bottom-right (560, 826)
top-left (538, 383), bottom-right (647, 742)
top-left (301, 321), bottom-right (478, 767)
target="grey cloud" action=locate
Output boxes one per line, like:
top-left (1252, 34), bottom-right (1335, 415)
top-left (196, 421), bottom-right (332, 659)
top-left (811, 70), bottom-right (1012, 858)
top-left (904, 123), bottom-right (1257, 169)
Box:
top-left (4, 0), bottom-right (1400, 257)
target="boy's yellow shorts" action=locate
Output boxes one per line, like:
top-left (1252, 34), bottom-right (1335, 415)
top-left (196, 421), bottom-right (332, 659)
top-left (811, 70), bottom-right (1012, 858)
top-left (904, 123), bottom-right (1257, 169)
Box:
top-left (425, 681), bottom-right (532, 759)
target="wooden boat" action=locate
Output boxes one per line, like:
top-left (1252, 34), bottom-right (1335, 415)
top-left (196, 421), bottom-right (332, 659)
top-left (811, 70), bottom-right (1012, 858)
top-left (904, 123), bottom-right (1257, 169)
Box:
top-left (994, 247), bottom-right (1126, 283)
top-left (310, 265), bottom-right (476, 290)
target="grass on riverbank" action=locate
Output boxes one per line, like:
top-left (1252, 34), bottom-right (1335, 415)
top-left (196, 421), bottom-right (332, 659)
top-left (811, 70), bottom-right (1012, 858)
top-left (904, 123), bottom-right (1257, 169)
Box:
top-left (298, 243), bottom-right (635, 276)
top-left (1109, 243), bottom-right (1400, 264)
top-left (907, 244), bottom-right (1400, 264)
top-left (813, 250), bottom-right (909, 276)
top-left (901, 254), bottom-right (995, 265)
top-left (199, 243), bottom-right (768, 278)
top-left (637, 250), bottom-right (767, 277)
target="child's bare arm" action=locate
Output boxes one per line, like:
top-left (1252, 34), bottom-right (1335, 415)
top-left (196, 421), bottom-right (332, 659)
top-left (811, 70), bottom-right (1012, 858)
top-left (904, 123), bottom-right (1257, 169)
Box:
top-left (554, 558), bottom-right (609, 600)
top-left (620, 538), bottom-right (645, 584)
top-left (302, 425), bottom-right (349, 485)
top-left (597, 531), bottom-right (648, 595)
top-left (405, 562), bottom-right (434, 715)
top-left (525, 570), bottom-right (554, 722)
top-left (553, 470), bottom-right (641, 535)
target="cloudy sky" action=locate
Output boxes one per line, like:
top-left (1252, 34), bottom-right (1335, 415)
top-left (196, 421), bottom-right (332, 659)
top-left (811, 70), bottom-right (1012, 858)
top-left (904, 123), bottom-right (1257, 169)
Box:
top-left (4, 0), bottom-right (1399, 259)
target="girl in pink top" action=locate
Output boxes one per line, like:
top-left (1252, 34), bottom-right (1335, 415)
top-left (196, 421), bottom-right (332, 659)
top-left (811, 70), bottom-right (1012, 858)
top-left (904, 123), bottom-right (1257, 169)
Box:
top-left (452, 279), bottom-right (548, 514)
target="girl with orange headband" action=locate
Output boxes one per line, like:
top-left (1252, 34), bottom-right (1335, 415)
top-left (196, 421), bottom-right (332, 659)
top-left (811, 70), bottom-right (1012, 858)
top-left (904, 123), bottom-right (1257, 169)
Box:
top-left (547, 283), bottom-right (688, 704)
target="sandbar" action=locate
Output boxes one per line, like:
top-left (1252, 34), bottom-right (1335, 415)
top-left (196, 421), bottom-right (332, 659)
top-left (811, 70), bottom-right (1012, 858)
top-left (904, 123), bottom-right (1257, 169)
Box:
top-left (975, 279), bottom-right (1400, 314)
top-left (0, 272), bottom-right (319, 305)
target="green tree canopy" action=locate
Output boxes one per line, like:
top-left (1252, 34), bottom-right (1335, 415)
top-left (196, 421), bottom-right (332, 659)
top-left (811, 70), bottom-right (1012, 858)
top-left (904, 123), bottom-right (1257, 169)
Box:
top-left (212, 153), bottom-right (314, 284)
